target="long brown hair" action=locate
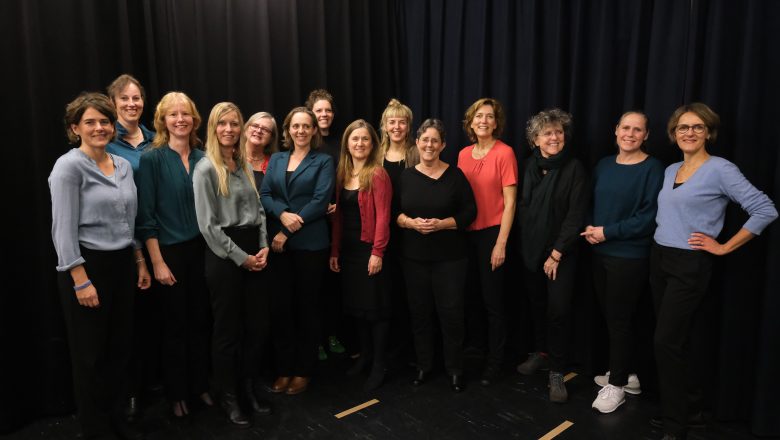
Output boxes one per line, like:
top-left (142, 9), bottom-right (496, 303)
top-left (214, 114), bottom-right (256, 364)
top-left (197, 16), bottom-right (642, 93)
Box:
top-left (336, 119), bottom-right (383, 192)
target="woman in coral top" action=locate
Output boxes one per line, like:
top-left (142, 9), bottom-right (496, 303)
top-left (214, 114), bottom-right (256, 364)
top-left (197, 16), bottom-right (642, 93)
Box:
top-left (457, 98), bottom-right (518, 386)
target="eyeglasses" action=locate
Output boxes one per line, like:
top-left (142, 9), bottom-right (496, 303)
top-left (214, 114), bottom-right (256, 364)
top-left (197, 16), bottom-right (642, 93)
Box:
top-left (676, 124), bottom-right (706, 134)
top-left (249, 123), bottom-right (272, 135)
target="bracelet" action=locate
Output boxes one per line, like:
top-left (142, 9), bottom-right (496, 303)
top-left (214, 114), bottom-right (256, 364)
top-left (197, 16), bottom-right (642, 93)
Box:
top-left (73, 279), bottom-right (92, 291)
top-left (135, 257), bottom-right (145, 264)
top-left (550, 255), bottom-right (560, 263)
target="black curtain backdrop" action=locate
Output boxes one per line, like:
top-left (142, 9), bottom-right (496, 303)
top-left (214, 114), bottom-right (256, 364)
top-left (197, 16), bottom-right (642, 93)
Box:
top-left (2, 0), bottom-right (778, 436)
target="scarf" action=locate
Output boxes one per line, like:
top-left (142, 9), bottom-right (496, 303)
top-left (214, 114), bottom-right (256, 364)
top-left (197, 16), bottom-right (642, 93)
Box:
top-left (519, 147), bottom-right (571, 271)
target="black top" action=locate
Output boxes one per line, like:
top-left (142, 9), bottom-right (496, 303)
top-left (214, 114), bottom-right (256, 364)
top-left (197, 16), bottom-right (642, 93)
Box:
top-left (398, 165), bottom-right (476, 261)
top-left (341, 188), bottom-right (362, 243)
top-left (320, 133), bottom-right (340, 172)
top-left (253, 170), bottom-right (265, 193)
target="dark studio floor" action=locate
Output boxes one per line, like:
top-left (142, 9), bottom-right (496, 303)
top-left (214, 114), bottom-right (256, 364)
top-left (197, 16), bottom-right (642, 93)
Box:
top-left (5, 350), bottom-right (757, 440)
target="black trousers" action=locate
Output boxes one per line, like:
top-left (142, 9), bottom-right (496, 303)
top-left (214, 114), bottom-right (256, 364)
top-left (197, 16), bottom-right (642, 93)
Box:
top-left (204, 228), bottom-right (270, 394)
top-left (158, 237), bottom-right (211, 401)
top-left (592, 253), bottom-right (648, 387)
top-left (650, 243), bottom-right (713, 437)
top-left (268, 248), bottom-right (328, 377)
top-left (57, 246), bottom-right (135, 438)
top-left (466, 226), bottom-right (507, 369)
top-left (128, 249), bottom-right (162, 397)
top-left (402, 257), bottom-right (468, 375)
top-left (523, 253), bottom-right (578, 373)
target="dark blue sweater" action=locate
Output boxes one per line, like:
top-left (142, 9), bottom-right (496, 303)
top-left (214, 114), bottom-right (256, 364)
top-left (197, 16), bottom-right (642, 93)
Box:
top-left (591, 155), bottom-right (665, 258)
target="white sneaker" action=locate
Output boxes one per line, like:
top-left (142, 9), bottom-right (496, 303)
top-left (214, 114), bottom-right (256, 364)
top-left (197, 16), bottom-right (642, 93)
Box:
top-left (593, 371), bottom-right (641, 395)
top-left (592, 384), bottom-right (625, 413)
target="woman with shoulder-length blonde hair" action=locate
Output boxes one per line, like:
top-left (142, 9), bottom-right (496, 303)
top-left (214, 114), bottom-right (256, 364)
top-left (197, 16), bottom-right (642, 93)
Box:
top-left (457, 97), bottom-right (518, 387)
top-left (329, 119), bottom-right (393, 391)
top-left (193, 102), bottom-right (272, 426)
top-left (135, 91), bottom-right (212, 418)
top-left (244, 111), bottom-right (279, 192)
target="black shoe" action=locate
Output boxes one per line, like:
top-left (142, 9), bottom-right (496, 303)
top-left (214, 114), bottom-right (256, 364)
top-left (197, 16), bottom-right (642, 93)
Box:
top-left (480, 366), bottom-right (499, 387)
top-left (411, 370), bottom-right (427, 387)
top-left (111, 417), bottom-right (144, 440)
top-left (650, 413), bottom-right (706, 430)
top-left (450, 374), bottom-right (464, 393)
top-left (124, 396), bottom-right (140, 423)
top-left (661, 434), bottom-right (686, 440)
top-left (347, 356), bottom-right (369, 376)
top-left (243, 379), bottom-right (273, 416)
top-left (363, 365), bottom-right (386, 392)
top-left (219, 393), bottom-right (251, 427)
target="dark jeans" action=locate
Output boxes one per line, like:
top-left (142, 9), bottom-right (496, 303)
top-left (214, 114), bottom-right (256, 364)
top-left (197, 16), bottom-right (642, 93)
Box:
top-left (268, 248), bottom-right (328, 377)
top-left (205, 227), bottom-right (271, 394)
top-left (523, 253), bottom-right (578, 372)
top-left (57, 246), bottom-right (135, 438)
top-left (592, 253), bottom-right (648, 386)
top-left (158, 238), bottom-right (212, 401)
top-left (402, 257), bottom-right (468, 375)
top-left (466, 226), bottom-right (507, 369)
top-left (650, 243), bottom-right (713, 437)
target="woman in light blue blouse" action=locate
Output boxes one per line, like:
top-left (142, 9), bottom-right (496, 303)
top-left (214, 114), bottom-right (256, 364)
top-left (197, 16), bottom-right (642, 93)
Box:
top-left (194, 102), bottom-right (271, 427)
top-left (651, 103), bottom-right (777, 440)
top-left (49, 92), bottom-right (151, 439)
top-left (136, 92), bottom-right (212, 419)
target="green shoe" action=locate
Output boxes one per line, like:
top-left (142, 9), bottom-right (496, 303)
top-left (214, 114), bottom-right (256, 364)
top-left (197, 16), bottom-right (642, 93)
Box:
top-left (318, 345), bottom-right (328, 361)
top-left (328, 336), bottom-right (346, 354)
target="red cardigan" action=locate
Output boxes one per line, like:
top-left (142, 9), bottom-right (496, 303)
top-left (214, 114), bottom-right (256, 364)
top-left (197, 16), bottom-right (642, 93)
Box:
top-left (331, 168), bottom-right (392, 259)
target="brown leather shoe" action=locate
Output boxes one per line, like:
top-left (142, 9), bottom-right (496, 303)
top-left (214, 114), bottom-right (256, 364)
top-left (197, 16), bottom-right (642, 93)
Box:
top-left (270, 376), bottom-right (291, 393)
top-left (285, 376), bottom-right (309, 395)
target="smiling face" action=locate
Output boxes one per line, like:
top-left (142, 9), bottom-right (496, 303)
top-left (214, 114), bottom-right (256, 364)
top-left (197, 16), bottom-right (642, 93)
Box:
top-left (216, 111), bottom-right (241, 147)
top-left (312, 99), bottom-right (334, 132)
top-left (347, 127), bottom-right (373, 161)
top-left (385, 116), bottom-right (409, 144)
top-left (416, 127), bottom-right (445, 163)
top-left (289, 112), bottom-right (316, 149)
top-left (72, 107), bottom-right (115, 149)
top-left (615, 113), bottom-right (648, 154)
top-left (114, 82), bottom-right (144, 125)
top-left (535, 123), bottom-right (565, 158)
top-left (470, 104), bottom-right (497, 140)
top-left (674, 112), bottom-right (708, 156)
top-left (164, 101), bottom-right (194, 141)
top-left (246, 117), bottom-right (274, 148)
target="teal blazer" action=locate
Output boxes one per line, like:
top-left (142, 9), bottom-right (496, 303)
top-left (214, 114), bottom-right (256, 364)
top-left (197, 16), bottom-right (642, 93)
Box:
top-left (260, 149), bottom-right (334, 251)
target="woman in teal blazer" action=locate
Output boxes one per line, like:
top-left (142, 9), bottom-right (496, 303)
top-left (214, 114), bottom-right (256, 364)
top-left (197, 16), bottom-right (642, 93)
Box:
top-left (260, 106), bottom-right (334, 395)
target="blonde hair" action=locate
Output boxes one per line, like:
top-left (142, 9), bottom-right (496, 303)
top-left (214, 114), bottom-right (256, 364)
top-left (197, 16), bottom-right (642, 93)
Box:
top-left (379, 98), bottom-right (418, 167)
top-left (244, 111), bottom-right (279, 155)
top-left (336, 119), bottom-right (383, 192)
top-left (204, 102), bottom-right (255, 197)
top-left (152, 92), bottom-right (202, 148)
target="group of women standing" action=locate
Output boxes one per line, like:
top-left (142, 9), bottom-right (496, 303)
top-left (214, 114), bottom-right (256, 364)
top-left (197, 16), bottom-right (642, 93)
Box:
top-left (49, 72), bottom-right (776, 440)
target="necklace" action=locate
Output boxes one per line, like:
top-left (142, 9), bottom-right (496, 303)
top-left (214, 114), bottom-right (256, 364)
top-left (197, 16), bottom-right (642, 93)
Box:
top-left (247, 156), bottom-right (265, 162)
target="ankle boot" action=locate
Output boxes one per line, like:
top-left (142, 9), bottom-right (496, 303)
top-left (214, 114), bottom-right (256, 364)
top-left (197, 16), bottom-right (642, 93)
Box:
top-left (363, 364), bottom-right (386, 391)
top-left (219, 392), bottom-right (251, 427)
top-left (243, 379), bottom-right (272, 416)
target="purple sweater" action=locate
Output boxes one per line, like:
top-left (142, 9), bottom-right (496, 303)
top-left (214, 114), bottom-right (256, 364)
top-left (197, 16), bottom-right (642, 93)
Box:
top-left (654, 156), bottom-right (777, 250)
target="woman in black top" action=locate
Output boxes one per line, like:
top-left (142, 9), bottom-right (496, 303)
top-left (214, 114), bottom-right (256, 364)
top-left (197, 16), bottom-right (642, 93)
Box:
top-left (396, 118), bottom-right (476, 392)
top-left (516, 108), bottom-right (588, 403)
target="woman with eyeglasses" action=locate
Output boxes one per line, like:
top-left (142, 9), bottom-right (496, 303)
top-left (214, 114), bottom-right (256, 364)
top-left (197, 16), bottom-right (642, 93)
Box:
top-left (244, 112), bottom-right (279, 191)
top-left (651, 103), bottom-right (776, 440)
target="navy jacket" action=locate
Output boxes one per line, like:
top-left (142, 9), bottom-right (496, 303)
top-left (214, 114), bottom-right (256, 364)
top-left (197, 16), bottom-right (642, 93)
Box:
top-left (260, 149), bottom-right (334, 251)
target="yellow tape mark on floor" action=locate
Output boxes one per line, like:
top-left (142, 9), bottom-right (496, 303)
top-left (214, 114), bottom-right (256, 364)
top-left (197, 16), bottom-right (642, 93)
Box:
top-left (538, 420), bottom-right (574, 440)
top-left (563, 372), bottom-right (577, 382)
top-left (335, 399), bottom-right (380, 419)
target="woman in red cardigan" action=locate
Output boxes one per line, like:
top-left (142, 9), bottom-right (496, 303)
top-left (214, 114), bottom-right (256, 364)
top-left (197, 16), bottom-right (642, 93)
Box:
top-left (329, 119), bottom-right (392, 391)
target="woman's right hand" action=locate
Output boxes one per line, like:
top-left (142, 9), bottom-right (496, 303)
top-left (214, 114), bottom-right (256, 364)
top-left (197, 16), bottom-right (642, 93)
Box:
top-left (76, 284), bottom-right (100, 308)
top-left (329, 256), bottom-right (340, 272)
top-left (271, 232), bottom-right (288, 253)
top-left (280, 211), bottom-right (304, 233)
top-left (153, 260), bottom-right (177, 286)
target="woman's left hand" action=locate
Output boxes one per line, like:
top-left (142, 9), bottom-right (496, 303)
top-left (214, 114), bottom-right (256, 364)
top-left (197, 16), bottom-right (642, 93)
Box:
top-left (490, 243), bottom-right (506, 271)
top-left (137, 260), bottom-right (152, 290)
top-left (367, 255), bottom-right (383, 276)
top-left (580, 225), bottom-right (605, 244)
top-left (271, 232), bottom-right (288, 253)
top-left (327, 203), bottom-right (337, 215)
top-left (255, 247), bottom-right (270, 270)
top-left (688, 232), bottom-right (725, 255)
